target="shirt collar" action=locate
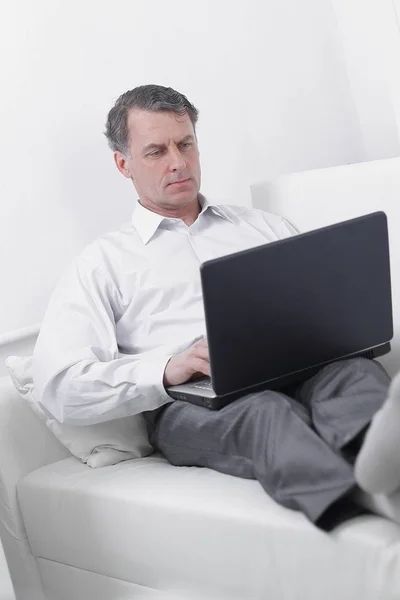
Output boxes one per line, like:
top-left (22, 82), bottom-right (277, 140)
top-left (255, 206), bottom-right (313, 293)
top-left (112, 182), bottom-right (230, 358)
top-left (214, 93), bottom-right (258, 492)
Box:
top-left (132, 193), bottom-right (234, 244)
top-left (198, 194), bottom-right (235, 224)
top-left (131, 200), bottom-right (166, 244)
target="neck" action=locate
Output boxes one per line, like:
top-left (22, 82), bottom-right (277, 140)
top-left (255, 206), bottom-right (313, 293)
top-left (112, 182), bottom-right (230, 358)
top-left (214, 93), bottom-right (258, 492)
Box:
top-left (139, 196), bottom-right (201, 226)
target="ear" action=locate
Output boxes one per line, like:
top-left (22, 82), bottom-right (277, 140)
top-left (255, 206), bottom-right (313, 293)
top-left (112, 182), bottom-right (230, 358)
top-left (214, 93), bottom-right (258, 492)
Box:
top-left (114, 151), bottom-right (133, 179)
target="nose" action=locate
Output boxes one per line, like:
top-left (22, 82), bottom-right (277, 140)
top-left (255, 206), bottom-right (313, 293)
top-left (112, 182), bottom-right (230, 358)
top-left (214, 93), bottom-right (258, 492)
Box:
top-left (169, 145), bottom-right (187, 172)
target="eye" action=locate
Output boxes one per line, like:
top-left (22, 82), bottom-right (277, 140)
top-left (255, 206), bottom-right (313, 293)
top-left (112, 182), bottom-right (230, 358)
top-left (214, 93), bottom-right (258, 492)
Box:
top-left (148, 149), bottom-right (163, 157)
top-left (180, 142), bottom-right (192, 149)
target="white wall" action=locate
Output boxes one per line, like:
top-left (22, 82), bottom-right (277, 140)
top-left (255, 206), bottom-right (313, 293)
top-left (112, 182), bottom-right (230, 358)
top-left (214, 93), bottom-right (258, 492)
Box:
top-left (388, 0), bottom-right (400, 138)
top-left (0, 0), bottom-right (382, 339)
top-left (331, 0), bottom-right (400, 160)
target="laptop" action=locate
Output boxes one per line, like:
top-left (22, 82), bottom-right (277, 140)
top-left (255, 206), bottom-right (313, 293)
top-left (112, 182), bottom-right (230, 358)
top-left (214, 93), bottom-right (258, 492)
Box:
top-left (167, 211), bottom-right (393, 409)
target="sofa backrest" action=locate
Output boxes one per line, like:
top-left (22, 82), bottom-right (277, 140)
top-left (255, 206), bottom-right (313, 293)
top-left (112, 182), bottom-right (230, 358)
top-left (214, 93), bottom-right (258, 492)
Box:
top-left (250, 157), bottom-right (400, 377)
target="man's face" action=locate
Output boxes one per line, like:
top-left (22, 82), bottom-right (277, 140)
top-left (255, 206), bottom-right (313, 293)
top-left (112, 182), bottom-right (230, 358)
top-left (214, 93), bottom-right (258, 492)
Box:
top-left (115, 108), bottom-right (201, 211)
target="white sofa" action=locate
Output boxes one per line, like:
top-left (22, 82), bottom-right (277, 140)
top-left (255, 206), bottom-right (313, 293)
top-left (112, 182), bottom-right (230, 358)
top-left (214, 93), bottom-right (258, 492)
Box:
top-left (2, 157), bottom-right (400, 600)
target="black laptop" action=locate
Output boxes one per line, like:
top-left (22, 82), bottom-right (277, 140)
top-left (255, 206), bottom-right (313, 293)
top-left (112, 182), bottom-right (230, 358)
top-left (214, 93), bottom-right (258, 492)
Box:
top-left (167, 212), bottom-right (393, 409)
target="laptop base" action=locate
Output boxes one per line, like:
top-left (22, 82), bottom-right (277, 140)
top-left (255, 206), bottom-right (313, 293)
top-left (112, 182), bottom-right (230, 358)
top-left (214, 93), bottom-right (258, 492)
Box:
top-left (167, 342), bottom-right (391, 410)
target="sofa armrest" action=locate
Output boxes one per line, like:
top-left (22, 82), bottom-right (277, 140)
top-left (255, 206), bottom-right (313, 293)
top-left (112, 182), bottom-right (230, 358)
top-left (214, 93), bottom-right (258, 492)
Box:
top-left (0, 375), bottom-right (70, 599)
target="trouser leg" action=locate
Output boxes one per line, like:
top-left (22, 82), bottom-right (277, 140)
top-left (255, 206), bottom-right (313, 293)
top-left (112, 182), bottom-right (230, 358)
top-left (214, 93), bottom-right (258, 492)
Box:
top-left (144, 390), bottom-right (356, 529)
top-left (294, 358), bottom-right (391, 460)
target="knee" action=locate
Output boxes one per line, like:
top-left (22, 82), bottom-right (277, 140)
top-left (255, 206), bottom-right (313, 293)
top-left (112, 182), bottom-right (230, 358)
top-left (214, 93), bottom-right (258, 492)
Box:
top-left (340, 357), bottom-right (386, 375)
top-left (245, 392), bottom-right (293, 417)
top-left (328, 358), bottom-right (390, 391)
top-left (330, 356), bottom-right (373, 374)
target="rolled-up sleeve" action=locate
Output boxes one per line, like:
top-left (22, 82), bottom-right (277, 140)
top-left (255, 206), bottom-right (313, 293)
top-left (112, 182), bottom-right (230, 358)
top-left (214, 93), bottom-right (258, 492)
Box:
top-left (33, 258), bottom-right (173, 425)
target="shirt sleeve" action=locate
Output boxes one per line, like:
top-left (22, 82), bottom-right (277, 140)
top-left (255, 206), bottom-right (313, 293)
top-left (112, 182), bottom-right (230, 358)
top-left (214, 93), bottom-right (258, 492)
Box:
top-left (255, 207), bottom-right (300, 240)
top-left (33, 258), bottom-right (173, 426)
top-left (280, 217), bottom-right (299, 238)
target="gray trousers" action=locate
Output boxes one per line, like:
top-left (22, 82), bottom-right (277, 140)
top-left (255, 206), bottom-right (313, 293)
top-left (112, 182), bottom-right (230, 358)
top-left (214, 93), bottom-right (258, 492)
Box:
top-left (144, 358), bottom-right (390, 529)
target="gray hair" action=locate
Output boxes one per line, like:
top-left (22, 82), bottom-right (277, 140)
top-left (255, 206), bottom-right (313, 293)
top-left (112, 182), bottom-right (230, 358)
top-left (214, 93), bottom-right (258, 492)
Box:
top-left (104, 84), bottom-right (199, 154)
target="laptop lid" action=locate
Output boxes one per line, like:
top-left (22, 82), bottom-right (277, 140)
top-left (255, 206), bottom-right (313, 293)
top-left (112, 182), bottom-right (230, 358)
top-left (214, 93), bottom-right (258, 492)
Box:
top-left (200, 211), bottom-right (393, 397)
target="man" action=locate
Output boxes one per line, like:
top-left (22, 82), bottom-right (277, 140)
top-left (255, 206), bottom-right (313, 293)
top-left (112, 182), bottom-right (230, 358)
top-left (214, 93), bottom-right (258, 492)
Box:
top-left (33, 84), bottom-right (399, 530)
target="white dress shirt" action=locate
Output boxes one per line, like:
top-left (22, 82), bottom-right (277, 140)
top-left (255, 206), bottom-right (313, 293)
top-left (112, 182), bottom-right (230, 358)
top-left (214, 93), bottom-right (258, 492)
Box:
top-left (33, 196), bottom-right (296, 425)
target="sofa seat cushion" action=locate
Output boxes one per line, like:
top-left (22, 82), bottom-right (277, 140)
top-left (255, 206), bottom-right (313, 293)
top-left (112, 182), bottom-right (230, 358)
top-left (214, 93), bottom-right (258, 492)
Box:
top-left (18, 455), bottom-right (400, 600)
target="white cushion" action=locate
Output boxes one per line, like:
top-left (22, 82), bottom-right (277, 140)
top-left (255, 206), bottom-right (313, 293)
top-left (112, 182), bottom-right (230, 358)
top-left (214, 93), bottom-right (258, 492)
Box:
top-left (6, 355), bottom-right (153, 468)
top-left (18, 455), bottom-right (400, 600)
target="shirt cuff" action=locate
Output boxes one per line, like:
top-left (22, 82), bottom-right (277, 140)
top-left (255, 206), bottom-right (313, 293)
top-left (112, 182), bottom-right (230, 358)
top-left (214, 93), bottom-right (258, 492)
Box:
top-left (135, 352), bottom-right (174, 411)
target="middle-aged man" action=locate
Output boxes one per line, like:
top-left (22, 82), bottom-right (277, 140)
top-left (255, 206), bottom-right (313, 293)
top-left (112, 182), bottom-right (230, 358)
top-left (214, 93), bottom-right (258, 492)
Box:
top-left (33, 84), bottom-right (400, 531)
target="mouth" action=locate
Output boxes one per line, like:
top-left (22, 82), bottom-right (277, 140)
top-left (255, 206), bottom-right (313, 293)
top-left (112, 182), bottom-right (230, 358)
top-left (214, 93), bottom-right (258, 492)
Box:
top-left (168, 178), bottom-right (191, 187)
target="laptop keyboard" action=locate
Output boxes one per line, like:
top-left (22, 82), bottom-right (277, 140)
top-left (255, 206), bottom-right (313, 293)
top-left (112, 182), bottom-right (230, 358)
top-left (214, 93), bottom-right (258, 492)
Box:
top-left (192, 378), bottom-right (214, 391)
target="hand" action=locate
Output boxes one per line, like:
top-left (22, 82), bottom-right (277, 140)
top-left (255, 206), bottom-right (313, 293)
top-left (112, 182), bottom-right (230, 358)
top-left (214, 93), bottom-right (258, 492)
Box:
top-left (163, 338), bottom-right (210, 387)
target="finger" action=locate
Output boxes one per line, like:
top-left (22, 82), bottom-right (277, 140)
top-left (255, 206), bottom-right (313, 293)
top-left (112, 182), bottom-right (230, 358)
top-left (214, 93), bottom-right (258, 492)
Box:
top-left (190, 358), bottom-right (211, 377)
top-left (193, 346), bottom-right (210, 362)
top-left (190, 371), bottom-right (207, 381)
top-left (193, 337), bottom-right (208, 348)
